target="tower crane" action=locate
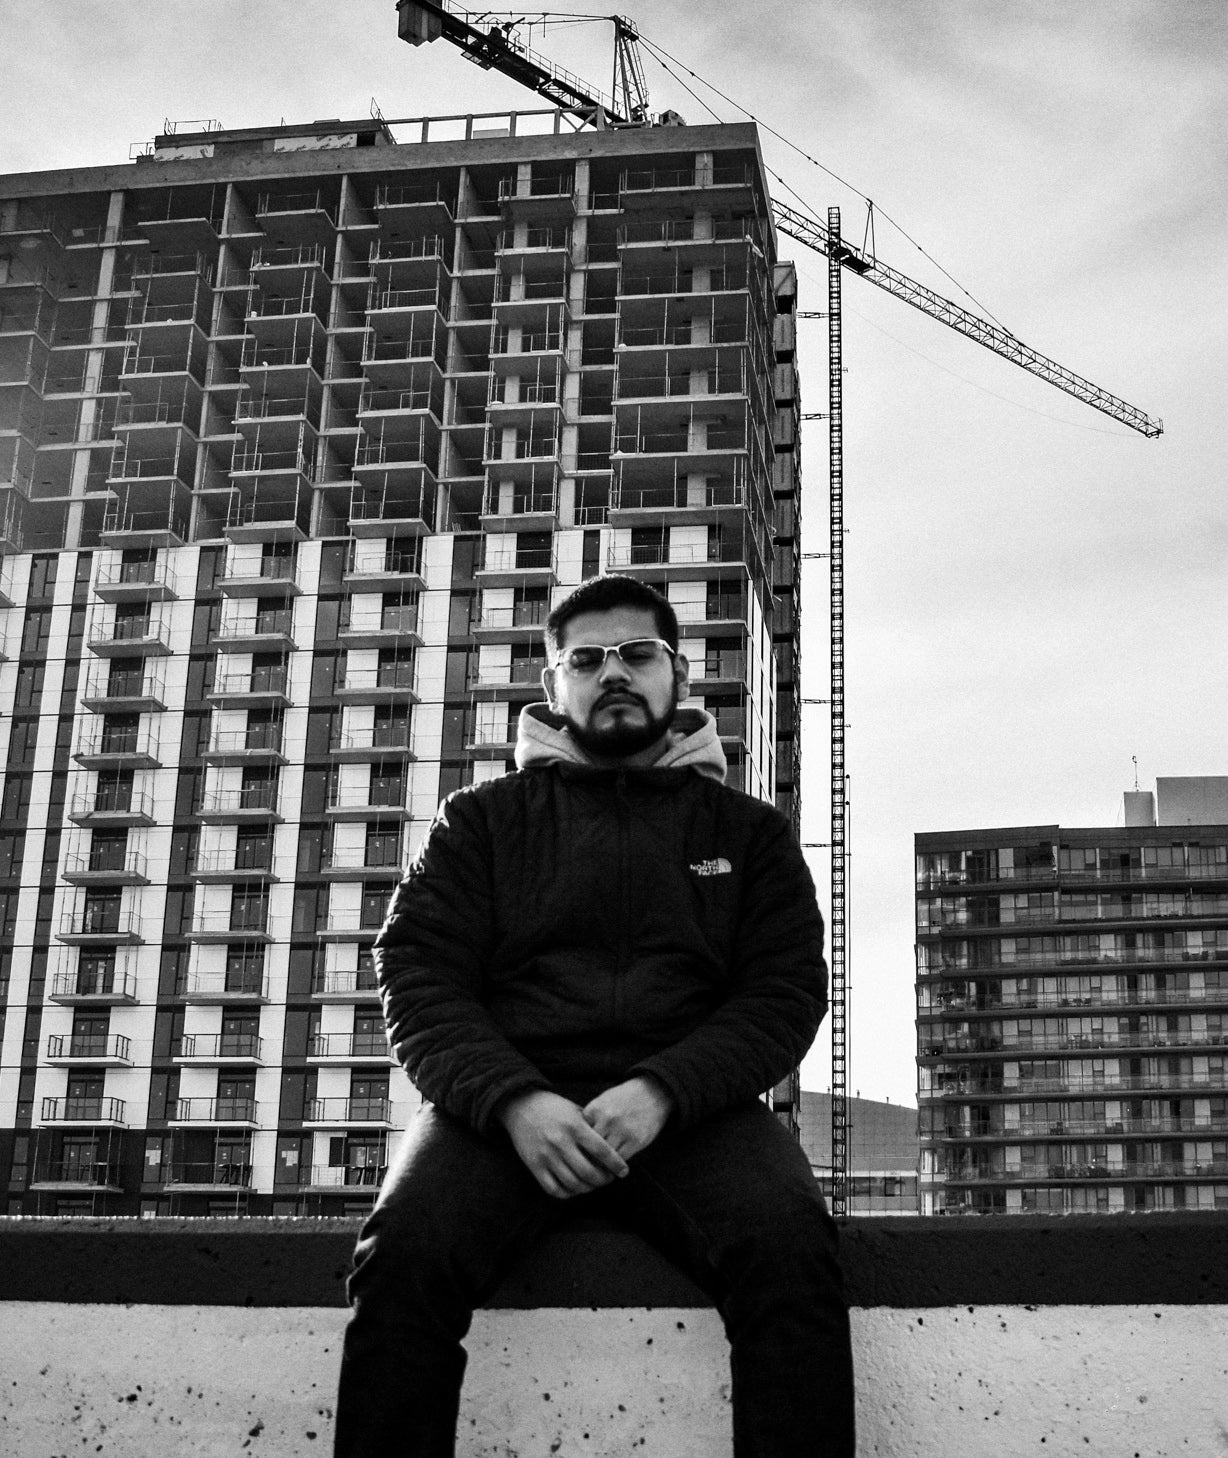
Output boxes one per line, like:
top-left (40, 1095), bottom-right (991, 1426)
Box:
top-left (394, 0), bottom-right (1163, 1215)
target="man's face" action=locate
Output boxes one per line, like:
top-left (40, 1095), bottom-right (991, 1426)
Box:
top-left (542, 605), bottom-right (689, 761)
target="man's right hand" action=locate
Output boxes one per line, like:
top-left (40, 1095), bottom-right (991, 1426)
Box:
top-left (496, 1089), bottom-right (629, 1199)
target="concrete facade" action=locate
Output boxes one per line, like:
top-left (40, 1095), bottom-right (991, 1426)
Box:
top-left (0, 113), bottom-right (803, 1215)
top-left (916, 780), bottom-right (1228, 1215)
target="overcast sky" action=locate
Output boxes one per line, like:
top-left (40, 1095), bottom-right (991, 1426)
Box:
top-left (3, 1), bottom-right (1223, 1105)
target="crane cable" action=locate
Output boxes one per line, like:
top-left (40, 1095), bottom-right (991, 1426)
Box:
top-left (635, 32), bottom-right (1010, 332)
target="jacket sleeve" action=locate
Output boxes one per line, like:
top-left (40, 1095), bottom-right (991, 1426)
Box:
top-left (374, 787), bottom-right (554, 1133)
top-left (629, 810), bottom-right (828, 1131)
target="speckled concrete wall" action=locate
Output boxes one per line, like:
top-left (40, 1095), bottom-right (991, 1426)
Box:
top-left (3, 1300), bottom-right (1225, 1456)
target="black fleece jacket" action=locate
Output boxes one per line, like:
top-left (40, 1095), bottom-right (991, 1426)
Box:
top-left (373, 760), bottom-right (829, 1136)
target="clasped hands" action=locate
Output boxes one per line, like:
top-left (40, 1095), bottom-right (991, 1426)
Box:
top-left (496, 1077), bottom-right (673, 1200)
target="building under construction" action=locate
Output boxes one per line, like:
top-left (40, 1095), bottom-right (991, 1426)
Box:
top-left (0, 112), bottom-right (803, 1214)
top-left (916, 778), bottom-right (1228, 1215)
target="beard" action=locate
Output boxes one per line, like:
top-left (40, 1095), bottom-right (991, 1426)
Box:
top-left (563, 685), bottom-right (680, 758)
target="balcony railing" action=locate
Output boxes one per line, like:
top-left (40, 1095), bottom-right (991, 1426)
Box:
top-left (307, 1033), bottom-right (390, 1059)
top-left (174, 1097), bottom-right (258, 1123)
top-left (46, 1034), bottom-right (132, 1062)
top-left (178, 1034), bottom-right (263, 1061)
top-left (41, 1096), bottom-right (127, 1124)
top-left (305, 1097), bottom-right (392, 1124)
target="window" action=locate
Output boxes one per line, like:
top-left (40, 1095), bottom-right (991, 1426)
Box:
top-left (88, 831), bottom-right (128, 872)
top-left (380, 593), bottom-right (418, 634)
top-left (94, 771), bottom-right (133, 814)
top-left (224, 945), bottom-right (265, 994)
top-left (352, 1014), bottom-right (386, 1058)
top-left (113, 605), bottom-right (151, 642)
top-left (82, 890), bottom-right (122, 934)
top-left (97, 715), bottom-right (137, 756)
top-left (369, 761), bottom-right (404, 807)
top-left (350, 1072), bottom-right (389, 1120)
top-left (249, 653), bottom-right (286, 695)
top-left (77, 950), bottom-right (115, 995)
top-left (254, 597), bottom-right (292, 636)
top-left (235, 828), bottom-right (272, 871)
top-left (70, 1012), bottom-right (109, 1059)
top-left (361, 885), bottom-right (390, 930)
top-left (245, 711), bottom-right (282, 752)
top-left (229, 888), bottom-right (268, 934)
top-left (376, 648), bottom-right (415, 689)
top-left (220, 1014), bottom-right (260, 1059)
top-left (239, 767), bottom-right (278, 811)
top-left (217, 1074), bottom-right (256, 1121)
top-left (372, 706), bottom-right (410, 750)
top-left (107, 657), bottom-right (143, 698)
top-left (365, 826), bottom-right (402, 868)
top-left (65, 1072), bottom-right (105, 1119)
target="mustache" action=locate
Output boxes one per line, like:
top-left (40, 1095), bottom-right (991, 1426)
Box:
top-left (595, 689), bottom-right (647, 710)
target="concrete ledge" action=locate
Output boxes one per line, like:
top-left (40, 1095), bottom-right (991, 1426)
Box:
top-left (3, 1217), bottom-right (1226, 1456)
top-left (1, 1212), bottom-right (1226, 1308)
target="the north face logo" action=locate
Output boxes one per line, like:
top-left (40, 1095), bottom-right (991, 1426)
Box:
top-left (690, 858), bottom-right (732, 877)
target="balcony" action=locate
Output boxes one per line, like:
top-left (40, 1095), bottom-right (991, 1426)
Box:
top-left (333, 661), bottom-right (419, 704)
top-left (186, 908), bottom-right (271, 943)
top-left (48, 956), bottom-right (139, 1005)
top-left (213, 603), bottom-right (296, 652)
top-left (337, 599), bottom-right (422, 650)
top-left (56, 905), bottom-right (145, 944)
top-left (190, 847), bottom-right (277, 883)
top-left (85, 609), bottom-right (172, 657)
top-left (342, 545), bottom-right (426, 593)
top-left (45, 1034), bottom-right (133, 1067)
top-left (201, 724), bottom-right (287, 766)
top-left (318, 908), bottom-right (386, 940)
top-left (182, 961), bottom-right (269, 1004)
top-left (80, 661), bottom-right (167, 713)
top-left (305, 1162), bottom-right (386, 1191)
top-left (328, 720), bottom-right (417, 761)
top-left (347, 478), bottom-right (435, 538)
top-left (160, 1160), bottom-right (253, 1192)
top-left (605, 536), bottom-right (753, 584)
top-left (307, 1033), bottom-right (391, 1062)
top-left (217, 554), bottom-right (301, 597)
top-left (171, 1098), bottom-right (259, 1128)
top-left (304, 1097), bottom-right (393, 1127)
top-left (310, 968), bottom-right (381, 1002)
top-left (67, 786), bottom-right (156, 829)
top-left (40, 1096), bottom-right (127, 1127)
top-left (324, 785), bottom-right (410, 821)
top-left (479, 473), bottom-right (559, 531)
top-left (61, 847), bottom-right (150, 886)
top-left (93, 554), bottom-right (178, 602)
top-left (474, 541), bottom-right (557, 588)
top-left (206, 666), bottom-right (291, 709)
top-left (320, 842), bottom-right (408, 880)
top-left (468, 657), bottom-right (547, 698)
top-left (72, 721), bottom-right (161, 771)
top-left (175, 1033), bottom-right (264, 1065)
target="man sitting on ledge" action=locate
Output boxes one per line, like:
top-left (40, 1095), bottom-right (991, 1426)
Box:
top-left (335, 574), bottom-right (855, 1458)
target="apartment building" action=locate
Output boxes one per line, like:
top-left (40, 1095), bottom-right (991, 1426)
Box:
top-left (0, 111), bottom-right (803, 1214)
top-left (916, 778), bottom-right (1228, 1215)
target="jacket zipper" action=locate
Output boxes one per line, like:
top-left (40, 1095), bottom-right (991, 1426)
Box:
top-left (614, 770), bottom-right (631, 1025)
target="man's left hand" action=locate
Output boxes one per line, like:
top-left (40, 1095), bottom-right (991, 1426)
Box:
top-left (582, 1076), bottom-right (674, 1160)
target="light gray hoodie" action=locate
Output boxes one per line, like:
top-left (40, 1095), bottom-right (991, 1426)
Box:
top-left (513, 702), bottom-right (727, 783)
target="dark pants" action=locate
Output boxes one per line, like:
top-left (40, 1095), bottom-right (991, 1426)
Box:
top-left (335, 1100), bottom-right (855, 1457)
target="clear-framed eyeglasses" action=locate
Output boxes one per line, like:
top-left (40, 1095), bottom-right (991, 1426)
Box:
top-left (553, 638), bottom-right (677, 676)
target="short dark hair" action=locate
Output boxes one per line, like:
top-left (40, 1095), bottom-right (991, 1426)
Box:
top-left (544, 574), bottom-right (679, 658)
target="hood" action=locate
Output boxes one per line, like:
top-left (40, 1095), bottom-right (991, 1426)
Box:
top-left (514, 702), bottom-right (727, 783)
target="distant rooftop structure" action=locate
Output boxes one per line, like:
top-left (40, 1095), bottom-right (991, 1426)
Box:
top-left (1126, 777), bottom-right (1228, 829)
